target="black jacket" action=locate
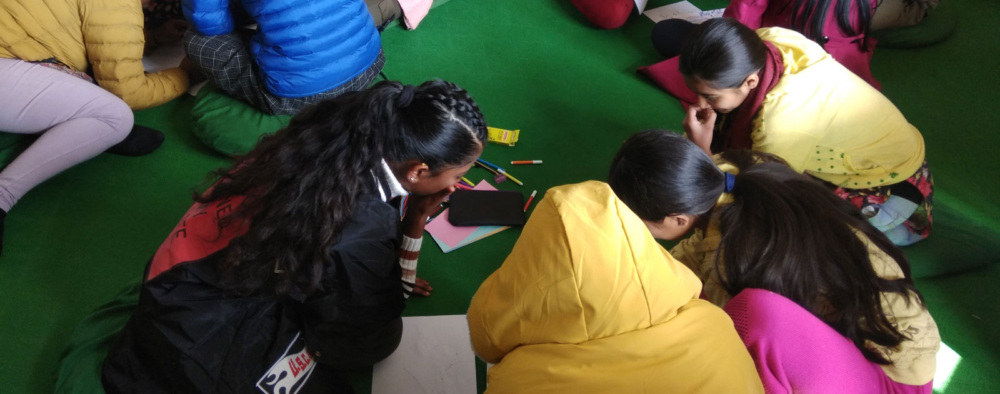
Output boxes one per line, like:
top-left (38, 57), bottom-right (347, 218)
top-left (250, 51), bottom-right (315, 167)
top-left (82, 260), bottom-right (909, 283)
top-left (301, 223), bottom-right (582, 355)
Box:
top-left (102, 190), bottom-right (405, 393)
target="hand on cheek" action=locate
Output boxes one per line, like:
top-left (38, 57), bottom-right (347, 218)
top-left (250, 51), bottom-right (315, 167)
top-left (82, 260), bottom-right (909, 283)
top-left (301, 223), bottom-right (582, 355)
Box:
top-left (683, 106), bottom-right (716, 155)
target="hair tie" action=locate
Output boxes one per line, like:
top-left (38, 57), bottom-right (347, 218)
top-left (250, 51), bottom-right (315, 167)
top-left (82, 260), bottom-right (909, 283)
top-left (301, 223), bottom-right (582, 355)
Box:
top-left (396, 84), bottom-right (416, 107)
top-left (724, 172), bottom-right (736, 193)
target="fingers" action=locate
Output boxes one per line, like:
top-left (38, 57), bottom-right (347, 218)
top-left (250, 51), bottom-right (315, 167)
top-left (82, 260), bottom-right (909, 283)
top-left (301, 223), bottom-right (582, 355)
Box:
top-left (699, 107), bottom-right (717, 124)
top-left (412, 277), bottom-right (433, 297)
top-left (685, 105), bottom-right (700, 123)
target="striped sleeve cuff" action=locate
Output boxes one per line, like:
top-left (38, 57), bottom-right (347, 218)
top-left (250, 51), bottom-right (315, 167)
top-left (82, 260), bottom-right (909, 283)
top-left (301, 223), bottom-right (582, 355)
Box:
top-left (400, 235), bottom-right (422, 298)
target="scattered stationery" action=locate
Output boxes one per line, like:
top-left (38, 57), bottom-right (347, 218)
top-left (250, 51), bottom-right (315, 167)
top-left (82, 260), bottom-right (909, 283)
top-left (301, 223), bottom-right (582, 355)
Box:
top-left (643, 1), bottom-right (724, 24)
top-left (371, 315), bottom-right (477, 394)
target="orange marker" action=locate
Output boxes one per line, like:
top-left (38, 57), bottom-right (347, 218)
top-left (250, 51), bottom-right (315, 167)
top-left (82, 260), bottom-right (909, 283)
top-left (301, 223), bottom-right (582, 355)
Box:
top-left (511, 160), bottom-right (543, 165)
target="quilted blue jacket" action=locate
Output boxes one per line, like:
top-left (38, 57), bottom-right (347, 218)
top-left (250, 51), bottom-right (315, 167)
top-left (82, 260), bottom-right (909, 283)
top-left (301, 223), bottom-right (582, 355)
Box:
top-left (183, 0), bottom-right (381, 97)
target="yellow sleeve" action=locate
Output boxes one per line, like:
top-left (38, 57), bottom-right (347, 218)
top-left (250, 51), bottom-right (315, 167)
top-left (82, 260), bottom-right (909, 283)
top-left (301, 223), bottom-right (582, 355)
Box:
top-left (80, 0), bottom-right (188, 109)
top-left (669, 229), bottom-right (707, 274)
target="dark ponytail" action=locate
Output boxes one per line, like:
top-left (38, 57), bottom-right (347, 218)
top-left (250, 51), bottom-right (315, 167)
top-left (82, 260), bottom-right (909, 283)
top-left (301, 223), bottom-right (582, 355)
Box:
top-left (716, 150), bottom-right (924, 364)
top-left (679, 18), bottom-right (768, 89)
top-left (609, 130), bottom-right (725, 220)
top-left (197, 80), bottom-right (486, 299)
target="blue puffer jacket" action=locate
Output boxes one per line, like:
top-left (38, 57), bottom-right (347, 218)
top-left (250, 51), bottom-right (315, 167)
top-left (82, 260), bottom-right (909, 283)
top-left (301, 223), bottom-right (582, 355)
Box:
top-left (183, 0), bottom-right (381, 98)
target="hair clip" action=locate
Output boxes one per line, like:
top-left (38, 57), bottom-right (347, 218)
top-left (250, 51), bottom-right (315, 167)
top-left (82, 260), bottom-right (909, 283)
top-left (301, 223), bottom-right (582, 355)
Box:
top-left (724, 172), bottom-right (736, 193)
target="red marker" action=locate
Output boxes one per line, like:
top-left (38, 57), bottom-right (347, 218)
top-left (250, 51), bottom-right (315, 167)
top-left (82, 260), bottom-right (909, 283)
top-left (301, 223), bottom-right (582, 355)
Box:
top-left (523, 190), bottom-right (537, 212)
top-left (511, 160), bottom-right (542, 165)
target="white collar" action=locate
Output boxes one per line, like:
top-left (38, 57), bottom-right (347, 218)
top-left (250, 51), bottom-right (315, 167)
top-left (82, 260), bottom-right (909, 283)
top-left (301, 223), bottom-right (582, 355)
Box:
top-left (376, 159), bottom-right (409, 202)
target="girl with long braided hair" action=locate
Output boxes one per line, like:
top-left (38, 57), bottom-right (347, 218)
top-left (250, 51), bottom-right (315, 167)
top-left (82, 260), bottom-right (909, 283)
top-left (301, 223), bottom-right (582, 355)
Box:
top-left (103, 80), bottom-right (487, 392)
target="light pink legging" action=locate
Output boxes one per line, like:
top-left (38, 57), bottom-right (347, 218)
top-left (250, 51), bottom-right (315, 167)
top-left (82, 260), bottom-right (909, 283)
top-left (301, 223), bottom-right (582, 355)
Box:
top-left (0, 58), bottom-right (132, 212)
top-left (724, 289), bottom-right (933, 394)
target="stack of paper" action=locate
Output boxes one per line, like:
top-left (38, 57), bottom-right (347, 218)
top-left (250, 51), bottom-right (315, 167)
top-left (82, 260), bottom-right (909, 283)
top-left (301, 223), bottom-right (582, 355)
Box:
top-left (425, 181), bottom-right (510, 253)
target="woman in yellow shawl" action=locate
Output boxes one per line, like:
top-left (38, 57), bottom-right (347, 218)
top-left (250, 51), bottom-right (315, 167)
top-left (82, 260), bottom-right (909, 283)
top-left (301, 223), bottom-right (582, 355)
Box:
top-left (467, 179), bottom-right (763, 393)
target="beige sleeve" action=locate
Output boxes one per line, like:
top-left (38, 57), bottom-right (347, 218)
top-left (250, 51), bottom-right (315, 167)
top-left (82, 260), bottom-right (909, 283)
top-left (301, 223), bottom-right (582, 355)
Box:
top-left (873, 290), bottom-right (940, 385)
top-left (866, 238), bottom-right (941, 385)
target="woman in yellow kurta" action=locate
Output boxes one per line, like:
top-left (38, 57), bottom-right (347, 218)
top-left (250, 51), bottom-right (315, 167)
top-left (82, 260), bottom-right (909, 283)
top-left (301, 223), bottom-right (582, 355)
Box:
top-left (467, 180), bottom-right (764, 393)
top-left (677, 18), bottom-right (932, 245)
top-left (608, 130), bottom-right (939, 393)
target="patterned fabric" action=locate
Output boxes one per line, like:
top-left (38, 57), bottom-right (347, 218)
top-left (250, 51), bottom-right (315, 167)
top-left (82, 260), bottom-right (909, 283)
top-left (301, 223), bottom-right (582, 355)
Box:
top-left (834, 160), bottom-right (934, 245)
top-left (28, 58), bottom-right (94, 83)
top-left (182, 0), bottom-right (382, 98)
top-left (184, 30), bottom-right (385, 115)
top-left (399, 235), bottom-right (420, 298)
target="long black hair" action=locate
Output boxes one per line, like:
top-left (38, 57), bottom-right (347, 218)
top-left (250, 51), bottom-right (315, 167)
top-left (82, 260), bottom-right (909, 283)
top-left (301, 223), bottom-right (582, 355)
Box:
top-left (609, 130), bottom-right (724, 221)
top-left (679, 18), bottom-right (768, 89)
top-left (787, 0), bottom-right (873, 51)
top-left (197, 80), bottom-right (487, 299)
top-left (609, 130), bottom-right (924, 365)
top-left (715, 151), bottom-right (922, 364)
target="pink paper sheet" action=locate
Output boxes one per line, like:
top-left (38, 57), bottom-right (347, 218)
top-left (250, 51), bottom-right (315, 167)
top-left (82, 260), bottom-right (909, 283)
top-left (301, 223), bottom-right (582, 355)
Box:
top-left (425, 181), bottom-right (503, 250)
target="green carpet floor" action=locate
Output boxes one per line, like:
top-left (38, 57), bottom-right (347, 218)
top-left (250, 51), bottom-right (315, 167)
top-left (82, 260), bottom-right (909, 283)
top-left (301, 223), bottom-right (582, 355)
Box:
top-left (1, 0), bottom-right (998, 392)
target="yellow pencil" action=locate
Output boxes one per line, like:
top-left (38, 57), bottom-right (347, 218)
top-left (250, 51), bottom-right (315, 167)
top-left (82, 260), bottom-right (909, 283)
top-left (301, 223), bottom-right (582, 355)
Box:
top-left (461, 176), bottom-right (474, 186)
top-left (499, 170), bottom-right (523, 186)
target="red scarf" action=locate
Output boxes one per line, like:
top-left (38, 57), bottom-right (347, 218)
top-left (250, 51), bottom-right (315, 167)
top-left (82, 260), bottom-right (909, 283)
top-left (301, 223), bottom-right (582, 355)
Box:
top-left (638, 41), bottom-right (785, 153)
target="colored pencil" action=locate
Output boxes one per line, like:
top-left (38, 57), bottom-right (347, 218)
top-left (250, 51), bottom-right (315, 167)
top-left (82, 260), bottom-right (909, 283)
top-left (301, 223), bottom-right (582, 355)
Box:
top-left (511, 160), bottom-right (543, 165)
top-left (499, 170), bottom-right (523, 186)
top-left (476, 158), bottom-right (505, 172)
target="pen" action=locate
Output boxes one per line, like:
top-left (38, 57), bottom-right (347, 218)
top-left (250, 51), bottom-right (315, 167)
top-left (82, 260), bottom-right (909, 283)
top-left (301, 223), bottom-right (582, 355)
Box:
top-left (511, 160), bottom-right (543, 165)
top-left (523, 190), bottom-right (537, 212)
top-left (426, 202), bottom-right (447, 223)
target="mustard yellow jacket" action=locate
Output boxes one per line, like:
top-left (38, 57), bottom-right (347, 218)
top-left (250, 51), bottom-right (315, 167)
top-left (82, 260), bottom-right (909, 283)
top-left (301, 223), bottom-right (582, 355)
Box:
top-left (0, 0), bottom-right (188, 109)
top-left (468, 181), bottom-right (764, 393)
top-left (753, 27), bottom-right (925, 189)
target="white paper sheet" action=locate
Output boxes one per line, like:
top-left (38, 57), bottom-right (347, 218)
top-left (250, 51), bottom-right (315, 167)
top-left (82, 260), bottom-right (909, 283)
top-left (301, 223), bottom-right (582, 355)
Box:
top-left (643, 1), bottom-right (724, 23)
top-left (371, 315), bottom-right (478, 394)
top-left (141, 41), bottom-right (207, 96)
top-left (142, 41), bottom-right (184, 73)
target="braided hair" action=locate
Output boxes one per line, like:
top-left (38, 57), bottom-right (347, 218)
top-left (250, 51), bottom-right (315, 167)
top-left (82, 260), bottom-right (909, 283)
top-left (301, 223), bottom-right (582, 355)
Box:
top-left (197, 80), bottom-right (487, 299)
